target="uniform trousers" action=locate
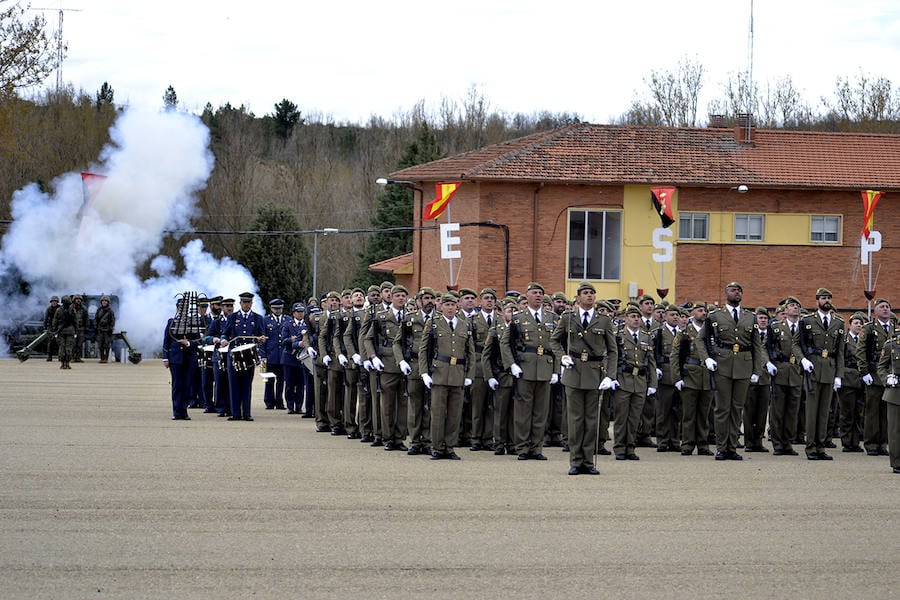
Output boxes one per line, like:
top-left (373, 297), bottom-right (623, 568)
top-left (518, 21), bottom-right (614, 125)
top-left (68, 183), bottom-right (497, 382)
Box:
top-left (227, 366), bottom-right (253, 419)
top-left (566, 386), bottom-right (600, 468)
top-left (263, 363), bottom-right (285, 408)
top-left (714, 376), bottom-right (749, 453)
top-left (655, 383), bottom-right (680, 448)
top-left (430, 384), bottom-right (463, 454)
top-left (343, 368), bottom-right (359, 434)
top-left (743, 383), bottom-right (770, 448)
top-left (613, 387), bottom-right (644, 455)
top-left (407, 377), bottom-right (431, 449)
top-left (514, 379), bottom-right (550, 455)
top-left (863, 385), bottom-right (888, 452)
top-left (169, 361), bottom-right (194, 418)
top-left (356, 372), bottom-right (374, 435)
top-left (212, 357), bottom-right (230, 415)
top-left (805, 382), bottom-right (833, 456)
top-left (492, 385), bottom-right (515, 451)
top-left (379, 372), bottom-right (407, 444)
top-left (886, 402), bottom-right (900, 470)
top-left (838, 385), bottom-right (865, 449)
top-left (769, 383), bottom-right (800, 450)
top-left (314, 364), bottom-right (329, 429)
top-left (470, 376), bottom-right (493, 446)
top-left (283, 364), bottom-right (304, 413)
top-left (680, 387), bottom-right (712, 451)
top-left (326, 368), bottom-right (344, 430)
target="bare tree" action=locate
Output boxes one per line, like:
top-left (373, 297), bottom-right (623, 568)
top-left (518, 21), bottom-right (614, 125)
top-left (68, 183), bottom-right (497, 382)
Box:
top-left (0, 0), bottom-right (63, 96)
top-left (617, 55), bottom-right (705, 126)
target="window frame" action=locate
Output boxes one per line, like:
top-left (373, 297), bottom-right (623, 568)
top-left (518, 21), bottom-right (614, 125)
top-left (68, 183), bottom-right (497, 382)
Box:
top-left (810, 215), bottom-right (841, 244)
top-left (567, 209), bottom-right (622, 281)
top-left (734, 213), bottom-right (765, 242)
top-left (678, 212), bottom-right (709, 241)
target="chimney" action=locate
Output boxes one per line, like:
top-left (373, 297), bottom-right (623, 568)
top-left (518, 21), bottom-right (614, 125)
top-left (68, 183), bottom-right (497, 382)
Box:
top-left (734, 113), bottom-right (754, 144)
top-left (708, 114), bottom-right (728, 128)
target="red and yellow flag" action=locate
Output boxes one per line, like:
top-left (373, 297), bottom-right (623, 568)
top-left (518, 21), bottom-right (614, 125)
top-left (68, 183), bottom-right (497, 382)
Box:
top-left (861, 189), bottom-right (884, 240)
top-left (423, 181), bottom-right (461, 221)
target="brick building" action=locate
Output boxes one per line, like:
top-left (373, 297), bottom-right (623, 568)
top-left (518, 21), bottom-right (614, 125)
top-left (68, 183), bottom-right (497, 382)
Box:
top-left (377, 123), bottom-right (900, 312)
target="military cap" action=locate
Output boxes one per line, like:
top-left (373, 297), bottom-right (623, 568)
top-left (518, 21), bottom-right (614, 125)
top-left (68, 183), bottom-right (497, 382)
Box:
top-left (526, 282), bottom-right (545, 293)
top-left (755, 306), bottom-right (769, 316)
top-left (725, 281), bottom-right (743, 291)
top-left (850, 311), bottom-right (867, 323)
top-left (391, 284), bottom-right (408, 295)
top-left (238, 292), bottom-right (254, 300)
top-left (815, 287), bottom-right (832, 298)
top-left (874, 297), bottom-right (891, 308)
top-left (680, 301), bottom-right (694, 309)
top-left (505, 290), bottom-right (522, 298)
top-left (325, 291), bottom-right (340, 300)
top-left (458, 287), bottom-right (477, 298)
top-left (351, 287), bottom-right (365, 295)
top-left (72, 294), bottom-right (83, 301)
top-left (380, 281), bottom-right (394, 290)
top-left (441, 293), bottom-right (458, 303)
top-left (221, 298), bottom-right (235, 306)
top-left (692, 301), bottom-right (708, 311)
top-left (637, 293), bottom-right (655, 304)
top-left (209, 295), bottom-right (223, 304)
top-left (197, 296), bottom-right (208, 306)
top-left (783, 295), bottom-right (801, 306)
top-left (596, 300), bottom-right (613, 311)
top-left (61, 295), bottom-right (71, 303)
top-left (542, 296), bottom-right (551, 305)
top-left (608, 298), bottom-right (622, 307)
top-left (50, 295), bottom-right (59, 302)
top-left (341, 289), bottom-right (352, 297)
top-left (419, 287), bottom-right (436, 297)
top-left (654, 303), bottom-right (666, 311)
top-left (501, 299), bottom-right (517, 309)
top-left (480, 287), bottom-right (497, 298)
top-left (367, 285), bottom-right (380, 294)
top-left (269, 298), bottom-right (284, 307)
top-left (291, 302), bottom-right (306, 313)
top-left (308, 306), bottom-right (321, 315)
top-left (664, 304), bottom-right (680, 313)
top-left (308, 296), bottom-right (318, 305)
top-left (576, 281), bottom-right (596, 294)
top-left (678, 307), bottom-right (690, 317)
top-left (624, 304), bottom-right (642, 316)
top-left (552, 291), bottom-right (568, 301)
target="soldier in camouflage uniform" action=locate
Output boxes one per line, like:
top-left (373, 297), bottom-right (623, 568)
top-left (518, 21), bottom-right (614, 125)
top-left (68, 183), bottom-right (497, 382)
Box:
top-left (52, 295), bottom-right (77, 370)
top-left (95, 295), bottom-right (116, 363)
top-left (70, 295), bottom-right (88, 362)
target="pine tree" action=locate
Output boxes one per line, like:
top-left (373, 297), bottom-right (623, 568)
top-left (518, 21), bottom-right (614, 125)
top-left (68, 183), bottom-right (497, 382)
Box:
top-left (237, 205), bottom-right (312, 304)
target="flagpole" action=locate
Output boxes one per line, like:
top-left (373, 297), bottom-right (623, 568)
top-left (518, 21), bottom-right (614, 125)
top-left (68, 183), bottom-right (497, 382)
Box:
top-left (447, 204), bottom-right (454, 288)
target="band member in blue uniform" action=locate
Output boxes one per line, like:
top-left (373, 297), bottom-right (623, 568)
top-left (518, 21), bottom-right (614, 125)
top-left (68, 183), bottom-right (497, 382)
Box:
top-left (262, 298), bottom-right (287, 410)
top-left (163, 299), bottom-right (199, 420)
top-left (220, 293), bottom-right (266, 421)
top-left (281, 303), bottom-right (311, 414)
top-left (204, 297), bottom-right (233, 417)
top-left (193, 295), bottom-right (214, 410)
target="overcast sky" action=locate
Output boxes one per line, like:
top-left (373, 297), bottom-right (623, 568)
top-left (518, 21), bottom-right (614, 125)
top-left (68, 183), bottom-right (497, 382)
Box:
top-left (40, 0), bottom-right (900, 123)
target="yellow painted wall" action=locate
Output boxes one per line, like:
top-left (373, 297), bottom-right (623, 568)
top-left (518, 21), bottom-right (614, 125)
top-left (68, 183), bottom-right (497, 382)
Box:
top-left (679, 212), bottom-right (844, 245)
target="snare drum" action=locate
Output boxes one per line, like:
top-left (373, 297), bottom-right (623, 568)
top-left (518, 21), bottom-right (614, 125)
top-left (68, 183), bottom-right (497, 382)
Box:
top-left (199, 344), bottom-right (215, 369)
top-left (230, 343), bottom-right (260, 372)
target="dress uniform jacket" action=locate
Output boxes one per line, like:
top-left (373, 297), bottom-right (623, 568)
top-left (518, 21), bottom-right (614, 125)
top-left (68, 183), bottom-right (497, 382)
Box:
top-left (616, 329), bottom-right (659, 392)
top-left (419, 316), bottom-right (476, 385)
top-left (482, 321), bottom-right (514, 388)
top-left (856, 320), bottom-right (894, 386)
top-left (876, 332), bottom-right (900, 470)
top-left (364, 308), bottom-right (404, 375)
top-left (262, 313), bottom-right (286, 365)
top-left (769, 319), bottom-right (804, 387)
top-left (700, 307), bottom-right (765, 378)
top-left (671, 323), bottom-right (713, 391)
top-left (548, 309), bottom-right (617, 389)
top-left (800, 313), bottom-right (845, 383)
top-left (499, 309), bottom-right (560, 380)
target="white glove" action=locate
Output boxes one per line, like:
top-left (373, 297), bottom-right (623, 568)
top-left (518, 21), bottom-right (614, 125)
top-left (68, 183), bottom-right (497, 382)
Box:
top-left (371, 356), bottom-right (385, 371)
top-left (656, 368), bottom-right (663, 379)
top-left (363, 359), bottom-right (372, 371)
top-left (704, 358), bottom-right (717, 372)
top-left (801, 357), bottom-right (814, 373)
top-left (399, 360), bottom-right (412, 375)
top-left (421, 373), bottom-right (433, 389)
top-left (510, 363), bottom-right (523, 378)
top-left (611, 379), bottom-right (620, 390)
top-left (599, 376), bottom-right (613, 391)
top-left (488, 378), bottom-right (499, 390)
top-left (352, 353), bottom-right (362, 366)
top-left (833, 377), bottom-right (842, 391)
top-left (464, 378), bottom-right (473, 387)
top-left (338, 354), bottom-right (349, 366)
top-left (887, 374), bottom-right (899, 387)
top-left (560, 355), bottom-right (574, 368)
top-left (766, 361), bottom-right (778, 376)
top-left (750, 374), bottom-right (759, 384)
top-left (862, 373), bottom-right (874, 386)
top-left (675, 380), bottom-right (684, 391)
top-left (647, 387), bottom-right (657, 395)
top-left (550, 373), bottom-right (559, 385)
top-left (308, 347), bottom-right (317, 359)
top-left (323, 355), bottom-right (332, 366)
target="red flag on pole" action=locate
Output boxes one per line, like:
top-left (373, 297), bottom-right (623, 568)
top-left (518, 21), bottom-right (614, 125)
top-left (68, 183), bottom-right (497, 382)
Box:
top-left (81, 172), bottom-right (107, 211)
top-left (423, 182), bottom-right (461, 220)
top-left (650, 186), bottom-right (676, 228)
top-left (861, 189), bottom-right (884, 240)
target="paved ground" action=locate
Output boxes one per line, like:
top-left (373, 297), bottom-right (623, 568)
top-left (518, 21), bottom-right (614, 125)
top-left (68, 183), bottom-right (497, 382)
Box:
top-left (0, 358), bottom-right (897, 599)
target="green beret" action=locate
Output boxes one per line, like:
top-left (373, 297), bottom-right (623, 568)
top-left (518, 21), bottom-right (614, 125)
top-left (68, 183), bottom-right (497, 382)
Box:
top-left (419, 287), bottom-right (436, 298)
top-left (637, 294), bottom-right (654, 304)
top-left (480, 288), bottom-right (497, 298)
top-left (607, 298), bottom-right (622, 307)
top-left (325, 291), bottom-right (340, 300)
top-left (341, 289), bottom-right (352, 297)
top-left (576, 281), bottom-right (596, 294)
top-left (783, 296), bottom-right (801, 307)
top-left (654, 303), bottom-right (666, 311)
top-left (351, 288), bottom-right (364, 295)
top-left (526, 282), bottom-right (544, 293)
top-left (725, 281), bottom-right (743, 291)
top-left (692, 302), bottom-right (708, 311)
top-left (815, 287), bottom-right (832, 298)
top-left (367, 285), bottom-right (380, 294)
top-left (441, 293), bottom-right (458, 303)
top-left (624, 305), bottom-right (642, 316)
top-left (380, 281), bottom-right (393, 290)
top-left (50, 295), bottom-right (59, 302)
top-left (664, 304), bottom-right (680, 313)
top-left (458, 287), bottom-right (477, 298)
top-left (874, 297), bottom-right (891, 308)
top-left (552, 291), bottom-right (568, 301)
top-left (391, 285), bottom-right (408, 295)
top-left (755, 306), bottom-right (769, 316)
top-left (850, 312), bottom-right (868, 323)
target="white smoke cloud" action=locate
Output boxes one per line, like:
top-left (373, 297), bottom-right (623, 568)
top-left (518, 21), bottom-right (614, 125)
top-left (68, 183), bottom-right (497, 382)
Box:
top-left (0, 106), bottom-right (259, 356)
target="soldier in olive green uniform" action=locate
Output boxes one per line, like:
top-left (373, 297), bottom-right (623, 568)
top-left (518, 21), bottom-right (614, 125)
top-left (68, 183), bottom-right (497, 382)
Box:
top-left (611, 304), bottom-right (658, 460)
top-left (95, 295), bottom-right (116, 363)
top-left (671, 302), bottom-right (715, 456)
top-left (798, 287), bottom-right (845, 461)
top-left (44, 295), bottom-right (60, 362)
top-left (395, 287), bottom-right (436, 455)
top-left (743, 306), bottom-right (775, 452)
top-left (52, 295), bottom-right (77, 370)
top-left (483, 300), bottom-right (517, 455)
top-left (698, 282), bottom-right (765, 460)
top-left (365, 285), bottom-right (409, 451)
top-left (70, 295), bottom-right (88, 362)
top-left (654, 305), bottom-right (682, 452)
top-left (500, 282), bottom-right (560, 460)
top-left (336, 289), bottom-right (366, 439)
top-left (548, 282), bottom-right (617, 475)
top-left (467, 288), bottom-right (499, 451)
top-left (768, 297), bottom-right (805, 455)
top-left (839, 313), bottom-right (867, 452)
top-left (318, 292), bottom-right (345, 435)
top-left (855, 298), bottom-right (892, 456)
top-left (875, 326), bottom-right (900, 474)
top-left (419, 293), bottom-right (475, 459)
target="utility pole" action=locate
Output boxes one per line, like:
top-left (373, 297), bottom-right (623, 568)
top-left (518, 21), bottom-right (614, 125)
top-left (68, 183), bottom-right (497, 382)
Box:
top-left (32, 4), bottom-right (81, 92)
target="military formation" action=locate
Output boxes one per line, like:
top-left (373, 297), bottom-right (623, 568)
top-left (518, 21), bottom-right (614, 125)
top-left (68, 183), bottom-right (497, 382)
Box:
top-left (158, 282), bottom-right (900, 476)
top-left (43, 294), bottom-right (116, 369)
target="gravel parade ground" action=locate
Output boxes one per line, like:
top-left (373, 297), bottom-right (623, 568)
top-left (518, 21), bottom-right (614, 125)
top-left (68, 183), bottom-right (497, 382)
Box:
top-left (1, 359), bottom-right (897, 599)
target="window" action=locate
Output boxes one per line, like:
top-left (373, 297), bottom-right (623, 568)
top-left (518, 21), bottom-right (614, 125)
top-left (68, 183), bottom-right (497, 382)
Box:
top-left (735, 214), bottom-right (765, 241)
top-left (811, 215), bottom-right (840, 243)
top-left (568, 210), bottom-right (621, 280)
top-left (678, 213), bottom-right (708, 240)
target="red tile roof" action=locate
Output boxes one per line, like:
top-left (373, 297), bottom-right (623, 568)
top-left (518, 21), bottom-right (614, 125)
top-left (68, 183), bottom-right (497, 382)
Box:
top-left (368, 252), bottom-right (413, 273)
top-left (391, 124), bottom-right (900, 190)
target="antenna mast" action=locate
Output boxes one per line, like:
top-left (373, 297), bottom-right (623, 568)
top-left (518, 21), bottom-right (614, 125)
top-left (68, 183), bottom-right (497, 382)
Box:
top-left (32, 4), bottom-right (81, 92)
top-left (746, 0), bottom-right (754, 138)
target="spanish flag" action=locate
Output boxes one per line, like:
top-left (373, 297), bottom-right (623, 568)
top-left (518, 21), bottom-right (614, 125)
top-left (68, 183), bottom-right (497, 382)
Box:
top-left (423, 181), bottom-right (461, 221)
top-left (861, 189), bottom-right (884, 240)
top-left (650, 186), bottom-right (676, 228)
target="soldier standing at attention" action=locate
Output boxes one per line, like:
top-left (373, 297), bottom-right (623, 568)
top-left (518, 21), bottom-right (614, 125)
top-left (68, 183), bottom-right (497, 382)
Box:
top-left (798, 288), bottom-right (844, 461)
top-left (318, 292), bottom-right (345, 435)
top-left (281, 303), bottom-right (310, 415)
top-left (876, 326), bottom-right (900, 474)
top-left (70, 295), bottom-right (88, 363)
top-left (636, 294), bottom-right (660, 448)
top-left (262, 299), bottom-right (287, 410)
top-left (52, 295), bottom-right (76, 370)
top-left (220, 292), bottom-right (266, 421)
top-left (395, 287), bottom-right (436, 455)
top-left (95, 295), bottom-right (116, 364)
top-left (468, 288), bottom-right (499, 451)
top-left (44, 295), bottom-right (60, 362)
top-left (483, 299), bottom-right (517, 455)
top-left (365, 285), bottom-right (409, 451)
top-left (163, 299), bottom-right (197, 421)
top-left (743, 306), bottom-right (775, 452)
top-left (548, 282), bottom-right (617, 475)
top-left (671, 302), bottom-right (715, 456)
top-left (700, 282), bottom-right (765, 461)
top-left (337, 289), bottom-right (366, 439)
top-left (855, 298), bottom-right (892, 456)
top-left (654, 305), bottom-right (682, 452)
top-left (839, 313), bottom-right (867, 452)
top-left (204, 297), bottom-right (232, 417)
top-left (611, 304), bottom-right (658, 461)
top-left (768, 296), bottom-right (804, 456)
top-left (420, 293), bottom-right (475, 460)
